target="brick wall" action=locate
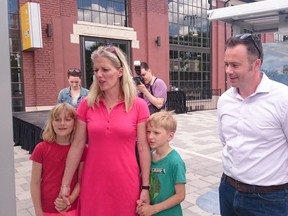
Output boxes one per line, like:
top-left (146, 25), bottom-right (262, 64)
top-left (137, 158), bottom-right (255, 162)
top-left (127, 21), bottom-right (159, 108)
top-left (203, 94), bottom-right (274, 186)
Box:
top-left (19, 0), bottom-right (169, 108)
top-left (129, 0), bottom-right (170, 86)
top-left (19, 0), bottom-right (80, 109)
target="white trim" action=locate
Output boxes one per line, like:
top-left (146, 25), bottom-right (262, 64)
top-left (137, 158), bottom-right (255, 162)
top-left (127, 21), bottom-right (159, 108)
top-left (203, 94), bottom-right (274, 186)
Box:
top-left (25, 106), bottom-right (53, 112)
top-left (207, 0), bottom-right (288, 33)
top-left (71, 21), bottom-right (139, 48)
top-left (208, 0), bottom-right (288, 21)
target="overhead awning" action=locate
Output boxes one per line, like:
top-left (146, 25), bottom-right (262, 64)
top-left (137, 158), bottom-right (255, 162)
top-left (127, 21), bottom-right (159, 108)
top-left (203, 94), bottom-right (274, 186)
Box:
top-left (207, 0), bottom-right (288, 33)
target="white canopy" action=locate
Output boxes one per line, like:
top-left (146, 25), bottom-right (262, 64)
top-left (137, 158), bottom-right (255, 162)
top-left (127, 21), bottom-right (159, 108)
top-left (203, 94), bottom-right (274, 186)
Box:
top-left (207, 0), bottom-right (288, 34)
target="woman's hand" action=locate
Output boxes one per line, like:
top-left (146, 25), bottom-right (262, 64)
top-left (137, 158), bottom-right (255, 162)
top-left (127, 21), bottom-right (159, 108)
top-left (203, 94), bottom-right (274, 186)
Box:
top-left (138, 189), bottom-right (150, 206)
top-left (58, 185), bottom-right (71, 206)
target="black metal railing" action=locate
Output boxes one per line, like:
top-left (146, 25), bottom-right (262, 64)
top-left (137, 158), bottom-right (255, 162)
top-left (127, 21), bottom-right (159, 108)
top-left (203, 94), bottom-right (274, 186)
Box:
top-left (167, 89), bottom-right (221, 114)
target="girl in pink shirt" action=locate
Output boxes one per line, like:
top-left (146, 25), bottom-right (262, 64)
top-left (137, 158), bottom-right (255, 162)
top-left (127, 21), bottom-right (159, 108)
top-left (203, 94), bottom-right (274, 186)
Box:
top-left (30, 103), bottom-right (86, 216)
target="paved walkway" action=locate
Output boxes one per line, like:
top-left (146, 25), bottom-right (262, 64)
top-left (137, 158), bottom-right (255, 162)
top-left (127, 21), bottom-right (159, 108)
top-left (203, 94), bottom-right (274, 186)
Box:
top-left (15, 109), bottom-right (222, 216)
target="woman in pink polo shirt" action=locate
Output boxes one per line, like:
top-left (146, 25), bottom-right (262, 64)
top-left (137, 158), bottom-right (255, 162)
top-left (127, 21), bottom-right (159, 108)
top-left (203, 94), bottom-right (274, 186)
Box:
top-left (59, 45), bottom-right (151, 215)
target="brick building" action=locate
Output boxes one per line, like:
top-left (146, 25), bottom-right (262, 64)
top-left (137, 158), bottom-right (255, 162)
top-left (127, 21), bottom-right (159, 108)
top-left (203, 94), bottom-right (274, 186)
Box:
top-left (8, 0), bottom-right (274, 111)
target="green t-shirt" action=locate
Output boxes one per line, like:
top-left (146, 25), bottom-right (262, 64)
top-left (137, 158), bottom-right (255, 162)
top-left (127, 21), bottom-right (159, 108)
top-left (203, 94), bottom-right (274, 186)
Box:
top-left (150, 149), bottom-right (186, 216)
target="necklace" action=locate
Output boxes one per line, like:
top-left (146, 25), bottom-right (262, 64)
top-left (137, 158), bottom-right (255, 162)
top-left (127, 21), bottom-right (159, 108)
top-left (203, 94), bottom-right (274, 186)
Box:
top-left (103, 93), bottom-right (123, 112)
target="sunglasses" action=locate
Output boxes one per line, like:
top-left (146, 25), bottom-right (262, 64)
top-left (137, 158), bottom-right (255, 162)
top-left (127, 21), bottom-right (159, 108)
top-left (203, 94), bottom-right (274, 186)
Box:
top-left (102, 46), bottom-right (123, 67)
top-left (68, 68), bottom-right (81, 73)
top-left (235, 33), bottom-right (261, 59)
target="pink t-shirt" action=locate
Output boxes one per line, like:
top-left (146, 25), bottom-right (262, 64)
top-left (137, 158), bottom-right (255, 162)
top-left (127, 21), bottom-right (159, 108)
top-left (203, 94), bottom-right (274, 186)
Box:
top-left (76, 97), bottom-right (149, 215)
top-left (30, 141), bottom-right (87, 213)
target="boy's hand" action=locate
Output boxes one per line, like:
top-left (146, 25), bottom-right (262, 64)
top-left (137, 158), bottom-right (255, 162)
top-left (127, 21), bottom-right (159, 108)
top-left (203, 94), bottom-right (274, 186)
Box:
top-left (136, 202), bottom-right (154, 216)
top-left (54, 197), bottom-right (71, 213)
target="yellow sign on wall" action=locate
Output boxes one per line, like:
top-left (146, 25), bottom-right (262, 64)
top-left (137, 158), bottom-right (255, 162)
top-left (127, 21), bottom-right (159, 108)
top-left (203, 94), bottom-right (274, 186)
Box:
top-left (20, 3), bottom-right (31, 50)
top-left (20, 2), bottom-right (43, 51)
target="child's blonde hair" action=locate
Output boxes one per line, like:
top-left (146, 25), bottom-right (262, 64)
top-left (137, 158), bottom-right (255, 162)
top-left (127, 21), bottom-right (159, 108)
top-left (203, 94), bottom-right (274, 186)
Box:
top-left (42, 103), bottom-right (77, 143)
top-left (147, 111), bottom-right (177, 133)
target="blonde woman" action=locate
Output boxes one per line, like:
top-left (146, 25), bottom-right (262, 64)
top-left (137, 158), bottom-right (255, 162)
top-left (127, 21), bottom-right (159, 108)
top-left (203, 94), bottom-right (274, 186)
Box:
top-left (59, 45), bottom-right (151, 215)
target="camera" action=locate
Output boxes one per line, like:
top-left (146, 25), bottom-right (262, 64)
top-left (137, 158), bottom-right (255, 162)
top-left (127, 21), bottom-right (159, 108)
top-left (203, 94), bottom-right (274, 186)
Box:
top-left (133, 60), bottom-right (145, 85)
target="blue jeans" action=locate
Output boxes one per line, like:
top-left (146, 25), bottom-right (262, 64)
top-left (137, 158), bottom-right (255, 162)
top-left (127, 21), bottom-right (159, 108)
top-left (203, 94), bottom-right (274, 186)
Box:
top-left (219, 176), bottom-right (288, 216)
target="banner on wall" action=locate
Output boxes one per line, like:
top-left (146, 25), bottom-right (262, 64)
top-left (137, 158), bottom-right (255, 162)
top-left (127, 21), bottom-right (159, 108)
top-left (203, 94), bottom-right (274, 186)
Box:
top-left (20, 2), bottom-right (43, 51)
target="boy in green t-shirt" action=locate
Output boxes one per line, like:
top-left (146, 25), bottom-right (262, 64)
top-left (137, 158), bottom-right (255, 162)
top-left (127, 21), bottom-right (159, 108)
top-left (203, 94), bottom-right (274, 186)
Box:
top-left (137, 111), bottom-right (186, 216)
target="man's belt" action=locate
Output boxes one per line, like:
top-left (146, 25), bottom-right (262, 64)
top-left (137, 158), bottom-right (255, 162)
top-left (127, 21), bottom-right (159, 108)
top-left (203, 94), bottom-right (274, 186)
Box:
top-left (222, 173), bottom-right (288, 193)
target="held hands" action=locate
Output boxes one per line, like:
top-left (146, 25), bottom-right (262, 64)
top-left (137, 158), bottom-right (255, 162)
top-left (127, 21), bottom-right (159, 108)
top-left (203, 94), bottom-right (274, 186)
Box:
top-left (139, 189), bottom-right (150, 205)
top-left (136, 190), bottom-right (152, 216)
top-left (136, 201), bottom-right (154, 216)
top-left (56, 185), bottom-right (71, 212)
top-left (54, 197), bottom-right (71, 213)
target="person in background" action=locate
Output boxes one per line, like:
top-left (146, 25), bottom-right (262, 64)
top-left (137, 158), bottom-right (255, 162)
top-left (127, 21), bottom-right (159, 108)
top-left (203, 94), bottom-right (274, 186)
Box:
top-left (59, 45), bottom-right (151, 215)
top-left (57, 68), bottom-right (89, 109)
top-left (136, 62), bottom-right (167, 114)
top-left (30, 103), bottom-right (87, 216)
top-left (137, 111), bottom-right (186, 216)
top-left (218, 33), bottom-right (288, 216)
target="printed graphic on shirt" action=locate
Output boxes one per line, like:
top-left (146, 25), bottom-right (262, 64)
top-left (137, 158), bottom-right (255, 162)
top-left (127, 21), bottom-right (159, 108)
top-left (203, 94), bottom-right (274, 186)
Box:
top-left (150, 168), bottom-right (165, 200)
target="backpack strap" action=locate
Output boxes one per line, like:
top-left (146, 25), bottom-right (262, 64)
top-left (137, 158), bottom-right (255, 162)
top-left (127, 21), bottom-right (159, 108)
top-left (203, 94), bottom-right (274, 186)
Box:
top-left (150, 77), bottom-right (158, 96)
top-left (149, 77), bottom-right (166, 111)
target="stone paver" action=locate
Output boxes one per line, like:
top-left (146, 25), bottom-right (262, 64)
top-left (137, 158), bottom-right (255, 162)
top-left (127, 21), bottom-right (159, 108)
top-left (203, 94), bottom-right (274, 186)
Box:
top-left (15, 109), bottom-right (222, 216)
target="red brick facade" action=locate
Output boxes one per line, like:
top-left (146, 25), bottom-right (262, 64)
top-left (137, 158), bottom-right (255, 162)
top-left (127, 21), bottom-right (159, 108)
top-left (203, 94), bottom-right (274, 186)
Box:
top-left (18, 0), bottom-right (274, 109)
top-left (129, 0), bottom-right (169, 86)
top-left (20, 0), bottom-right (170, 109)
top-left (20, 0), bottom-right (80, 108)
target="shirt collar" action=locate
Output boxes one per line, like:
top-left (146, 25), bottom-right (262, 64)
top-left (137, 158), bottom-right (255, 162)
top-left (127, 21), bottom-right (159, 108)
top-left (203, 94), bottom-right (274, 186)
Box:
top-left (232, 72), bottom-right (271, 98)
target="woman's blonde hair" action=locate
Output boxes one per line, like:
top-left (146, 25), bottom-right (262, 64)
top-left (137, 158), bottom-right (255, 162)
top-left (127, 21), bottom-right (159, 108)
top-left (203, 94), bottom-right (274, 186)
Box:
top-left (87, 45), bottom-right (137, 112)
top-left (42, 103), bottom-right (77, 143)
top-left (147, 111), bottom-right (177, 133)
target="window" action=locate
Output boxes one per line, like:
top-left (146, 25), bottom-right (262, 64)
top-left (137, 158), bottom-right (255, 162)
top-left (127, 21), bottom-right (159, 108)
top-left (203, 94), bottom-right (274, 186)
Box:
top-left (168, 0), bottom-right (211, 92)
top-left (78, 0), bottom-right (127, 27)
top-left (8, 0), bottom-right (24, 111)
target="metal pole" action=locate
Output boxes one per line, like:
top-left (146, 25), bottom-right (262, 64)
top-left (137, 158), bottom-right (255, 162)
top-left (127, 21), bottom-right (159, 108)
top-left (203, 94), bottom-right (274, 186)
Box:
top-left (0, 0), bottom-right (17, 215)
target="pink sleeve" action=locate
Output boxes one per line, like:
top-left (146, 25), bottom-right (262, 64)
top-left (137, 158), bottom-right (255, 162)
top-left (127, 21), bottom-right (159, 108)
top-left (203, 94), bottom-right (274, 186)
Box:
top-left (77, 98), bottom-right (89, 122)
top-left (135, 97), bottom-right (150, 123)
top-left (29, 142), bottom-right (44, 163)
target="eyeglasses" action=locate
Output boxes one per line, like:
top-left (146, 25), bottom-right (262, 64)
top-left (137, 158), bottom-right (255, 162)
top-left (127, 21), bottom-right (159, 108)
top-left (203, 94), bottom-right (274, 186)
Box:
top-left (102, 46), bottom-right (122, 67)
top-left (235, 33), bottom-right (261, 59)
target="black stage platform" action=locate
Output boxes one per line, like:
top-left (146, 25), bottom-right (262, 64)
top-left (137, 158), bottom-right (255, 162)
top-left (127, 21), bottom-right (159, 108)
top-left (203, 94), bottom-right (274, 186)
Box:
top-left (13, 111), bottom-right (49, 153)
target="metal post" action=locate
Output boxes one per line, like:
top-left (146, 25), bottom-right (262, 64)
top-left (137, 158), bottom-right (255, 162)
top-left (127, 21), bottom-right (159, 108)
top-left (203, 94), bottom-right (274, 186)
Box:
top-left (0, 0), bottom-right (17, 215)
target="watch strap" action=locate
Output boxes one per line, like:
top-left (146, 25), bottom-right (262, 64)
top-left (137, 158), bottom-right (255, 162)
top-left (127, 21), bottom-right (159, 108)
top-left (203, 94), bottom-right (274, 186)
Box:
top-left (141, 185), bottom-right (150, 190)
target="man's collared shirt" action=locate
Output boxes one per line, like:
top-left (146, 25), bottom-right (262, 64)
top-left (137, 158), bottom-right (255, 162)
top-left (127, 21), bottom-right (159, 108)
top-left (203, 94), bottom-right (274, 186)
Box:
top-left (218, 73), bottom-right (288, 185)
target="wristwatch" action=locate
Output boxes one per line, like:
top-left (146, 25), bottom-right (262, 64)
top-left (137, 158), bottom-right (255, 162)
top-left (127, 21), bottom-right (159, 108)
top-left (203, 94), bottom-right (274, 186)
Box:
top-left (141, 185), bottom-right (150, 190)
